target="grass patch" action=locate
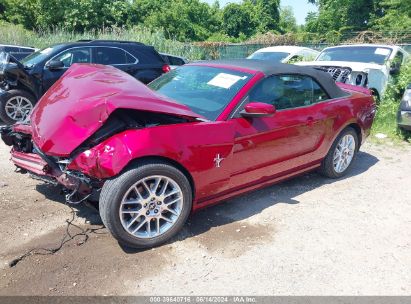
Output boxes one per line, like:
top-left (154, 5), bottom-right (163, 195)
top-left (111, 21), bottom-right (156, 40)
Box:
top-left (0, 22), bottom-right (206, 60)
top-left (370, 61), bottom-right (411, 143)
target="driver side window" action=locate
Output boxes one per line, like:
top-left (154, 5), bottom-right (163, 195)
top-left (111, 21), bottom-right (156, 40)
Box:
top-left (247, 74), bottom-right (329, 111)
top-left (53, 48), bottom-right (91, 68)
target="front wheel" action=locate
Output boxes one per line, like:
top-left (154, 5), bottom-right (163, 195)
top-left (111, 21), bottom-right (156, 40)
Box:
top-left (99, 161), bottom-right (193, 249)
top-left (0, 90), bottom-right (36, 125)
top-left (320, 127), bottom-right (359, 178)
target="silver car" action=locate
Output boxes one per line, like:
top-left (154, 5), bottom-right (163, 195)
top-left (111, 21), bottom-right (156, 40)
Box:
top-left (398, 84), bottom-right (411, 131)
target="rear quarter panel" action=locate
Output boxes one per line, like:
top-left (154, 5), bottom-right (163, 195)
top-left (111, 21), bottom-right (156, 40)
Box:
top-left (318, 90), bottom-right (375, 156)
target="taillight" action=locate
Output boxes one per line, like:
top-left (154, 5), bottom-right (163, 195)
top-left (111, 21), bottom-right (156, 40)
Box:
top-left (162, 64), bottom-right (171, 73)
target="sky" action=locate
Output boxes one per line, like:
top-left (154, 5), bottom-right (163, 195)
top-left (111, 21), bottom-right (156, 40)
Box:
top-left (202, 0), bottom-right (318, 25)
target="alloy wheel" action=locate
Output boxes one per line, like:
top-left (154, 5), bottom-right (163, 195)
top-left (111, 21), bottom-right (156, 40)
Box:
top-left (5, 96), bottom-right (33, 121)
top-left (333, 134), bottom-right (356, 173)
top-left (119, 175), bottom-right (184, 239)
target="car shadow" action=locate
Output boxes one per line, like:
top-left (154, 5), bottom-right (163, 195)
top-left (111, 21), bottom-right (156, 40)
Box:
top-left (36, 150), bottom-right (379, 254)
top-left (122, 150), bottom-right (379, 253)
top-left (35, 185), bottom-right (103, 225)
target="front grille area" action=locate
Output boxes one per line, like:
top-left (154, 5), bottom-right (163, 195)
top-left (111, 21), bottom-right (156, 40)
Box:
top-left (314, 66), bottom-right (352, 83)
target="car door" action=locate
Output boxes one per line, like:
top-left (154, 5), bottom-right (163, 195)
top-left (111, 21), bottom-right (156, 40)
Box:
top-left (91, 46), bottom-right (137, 74)
top-left (42, 47), bottom-right (91, 93)
top-left (228, 74), bottom-right (330, 189)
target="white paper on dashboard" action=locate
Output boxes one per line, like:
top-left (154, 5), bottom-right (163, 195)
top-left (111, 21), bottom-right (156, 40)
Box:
top-left (374, 48), bottom-right (390, 56)
top-left (207, 73), bottom-right (245, 89)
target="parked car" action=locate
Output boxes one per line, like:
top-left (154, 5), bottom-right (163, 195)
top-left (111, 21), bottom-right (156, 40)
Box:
top-left (397, 83), bottom-right (411, 131)
top-left (297, 44), bottom-right (409, 100)
top-left (247, 46), bottom-right (319, 63)
top-left (0, 44), bottom-right (36, 60)
top-left (160, 53), bottom-right (188, 69)
top-left (0, 60), bottom-right (376, 248)
top-left (0, 40), bottom-right (170, 124)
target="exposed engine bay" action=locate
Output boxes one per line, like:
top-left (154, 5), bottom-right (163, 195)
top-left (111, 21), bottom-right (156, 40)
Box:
top-left (313, 66), bottom-right (368, 88)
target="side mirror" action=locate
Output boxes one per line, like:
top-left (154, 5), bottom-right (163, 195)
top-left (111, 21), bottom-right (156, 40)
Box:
top-left (46, 60), bottom-right (64, 71)
top-left (240, 102), bottom-right (276, 118)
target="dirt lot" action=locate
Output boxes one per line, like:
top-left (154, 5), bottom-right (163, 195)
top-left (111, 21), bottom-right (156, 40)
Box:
top-left (0, 138), bottom-right (410, 296)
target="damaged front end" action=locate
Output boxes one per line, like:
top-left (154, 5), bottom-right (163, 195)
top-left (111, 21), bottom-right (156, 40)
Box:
top-left (1, 124), bottom-right (98, 204)
top-left (1, 64), bottom-right (203, 204)
top-left (313, 66), bottom-right (369, 88)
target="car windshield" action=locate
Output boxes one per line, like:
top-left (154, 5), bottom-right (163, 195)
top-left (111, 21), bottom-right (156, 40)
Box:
top-left (316, 46), bottom-right (392, 65)
top-left (248, 52), bottom-right (289, 62)
top-left (148, 65), bottom-right (252, 120)
top-left (21, 46), bottom-right (60, 68)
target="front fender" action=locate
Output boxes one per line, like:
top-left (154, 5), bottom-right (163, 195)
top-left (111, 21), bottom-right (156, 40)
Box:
top-left (68, 121), bottom-right (236, 200)
top-left (366, 68), bottom-right (388, 97)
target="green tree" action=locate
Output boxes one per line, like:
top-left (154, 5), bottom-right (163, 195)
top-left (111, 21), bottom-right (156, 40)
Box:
top-left (252, 0), bottom-right (281, 33)
top-left (279, 5), bottom-right (298, 33)
top-left (371, 0), bottom-right (411, 31)
top-left (305, 0), bottom-right (381, 34)
top-left (133, 0), bottom-right (219, 41)
top-left (3, 0), bottom-right (37, 29)
top-left (221, 3), bottom-right (255, 38)
top-left (3, 0), bottom-right (132, 31)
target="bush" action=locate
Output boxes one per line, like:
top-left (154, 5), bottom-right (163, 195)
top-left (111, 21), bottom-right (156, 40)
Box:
top-left (371, 60), bottom-right (411, 141)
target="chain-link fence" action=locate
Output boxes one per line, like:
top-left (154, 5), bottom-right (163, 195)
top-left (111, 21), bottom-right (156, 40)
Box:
top-left (192, 43), bottom-right (411, 60)
top-left (189, 31), bottom-right (411, 60)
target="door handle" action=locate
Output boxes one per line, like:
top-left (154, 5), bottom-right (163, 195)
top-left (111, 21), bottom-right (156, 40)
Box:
top-left (306, 117), bottom-right (314, 126)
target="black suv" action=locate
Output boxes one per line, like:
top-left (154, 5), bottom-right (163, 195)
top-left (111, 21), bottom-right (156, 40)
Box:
top-left (0, 40), bottom-right (170, 124)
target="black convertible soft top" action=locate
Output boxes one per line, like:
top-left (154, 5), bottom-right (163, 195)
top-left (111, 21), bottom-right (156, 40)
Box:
top-left (196, 59), bottom-right (349, 99)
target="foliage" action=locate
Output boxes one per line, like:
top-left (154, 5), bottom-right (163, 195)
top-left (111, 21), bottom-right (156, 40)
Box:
top-left (133, 0), bottom-right (221, 41)
top-left (279, 6), bottom-right (298, 34)
top-left (3, 0), bottom-right (133, 31)
top-left (306, 0), bottom-right (380, 34)
top-left (0, 0), bottom-right (410, 43)
top-left (253, 0), bottom-right (281, 33)
top-left (306, 0), bottom-right (411, 41)
top-left (221, 3), bottom-right (255, 38)
top-left (0, 0), bottom-right (285, 42)
top-left (371, 0), bottom-right (411, 32)
top-left (0, 21), bottom-right (206, 60)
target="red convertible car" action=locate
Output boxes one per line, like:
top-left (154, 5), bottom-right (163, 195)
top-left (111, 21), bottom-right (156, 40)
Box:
top-left (0, 60), bottom-right (376, 248)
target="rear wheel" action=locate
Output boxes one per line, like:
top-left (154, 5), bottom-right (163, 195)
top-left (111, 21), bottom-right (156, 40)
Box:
top-left (99, 161), bottom-right (192, 248)
top-left (0, 90), bottom-right (36, 125)
top-left (320, 127), bottom-right (359, 178)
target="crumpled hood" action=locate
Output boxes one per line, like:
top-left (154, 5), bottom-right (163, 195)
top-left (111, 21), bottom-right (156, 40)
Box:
top-left (31, 64), bottom-right (203, 156)
top-left (296, 61), bottom-right (384, 72)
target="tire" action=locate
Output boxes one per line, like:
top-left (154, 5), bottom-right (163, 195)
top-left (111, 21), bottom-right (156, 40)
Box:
top-left (371, 89), bottom-right (380, 105)
top-left (99, 161), bottom-right (193, 249)
top-left (320, 127), bottom-right (359, 179)
top-left (0, 90), bottom-right (36, 125)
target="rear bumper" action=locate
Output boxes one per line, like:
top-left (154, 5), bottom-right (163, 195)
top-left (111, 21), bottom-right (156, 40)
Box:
top-left (397, 110), bottom-right (411, 130)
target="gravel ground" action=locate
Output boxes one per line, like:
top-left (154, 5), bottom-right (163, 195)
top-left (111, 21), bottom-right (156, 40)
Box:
top-left (0, 138), bottom-right (410, 296)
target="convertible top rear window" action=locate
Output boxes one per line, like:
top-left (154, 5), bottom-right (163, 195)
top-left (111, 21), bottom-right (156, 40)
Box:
top-left (148, 66), bottom-right (252, 120)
